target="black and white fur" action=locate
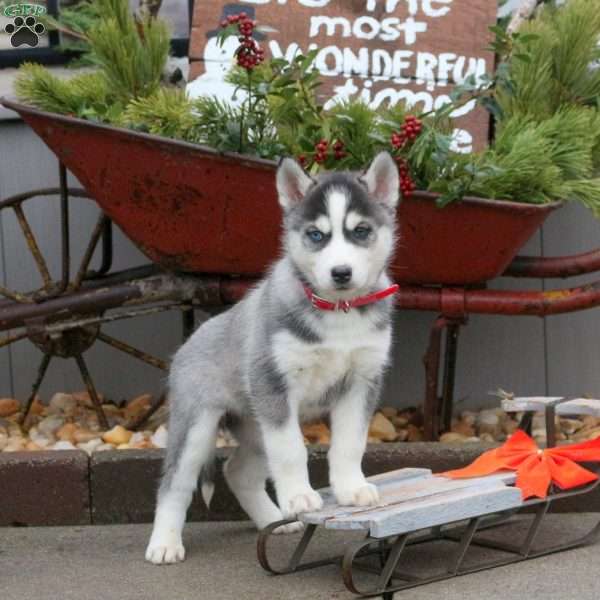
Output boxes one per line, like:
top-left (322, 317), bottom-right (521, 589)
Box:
top-left (146, 152), bottom-right (400, 564)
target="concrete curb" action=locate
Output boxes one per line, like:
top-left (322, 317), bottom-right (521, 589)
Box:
top-left (1, 443), bottom-right (598, 526)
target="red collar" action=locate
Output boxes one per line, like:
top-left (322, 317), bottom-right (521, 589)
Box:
top-left (302, 283), bottom-right (399, 313)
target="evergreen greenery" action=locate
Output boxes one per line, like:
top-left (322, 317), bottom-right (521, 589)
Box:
top-left (13, 0), bottom-right (600, 217)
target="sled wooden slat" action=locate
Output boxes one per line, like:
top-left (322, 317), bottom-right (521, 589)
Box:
top-left (324, 482), bottom-right (522, 538)
top-left (502, 396), bottom-right (600, 417)
top-left (301, 469), bottom-right (518, 527)
top-left (302, 468), bottom-right (432, 525)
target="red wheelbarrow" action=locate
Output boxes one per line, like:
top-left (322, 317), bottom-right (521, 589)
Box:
top-left (1, 99), bottom-right (600, 434)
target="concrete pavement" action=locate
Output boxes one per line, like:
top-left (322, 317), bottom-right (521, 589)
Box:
top-left (1, 515), bottom-right (599, 600)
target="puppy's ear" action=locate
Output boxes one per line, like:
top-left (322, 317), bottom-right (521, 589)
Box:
top-left (359, 152), bottom-right (400, 209)
top-left (276, 157), bottom-right (314, 211)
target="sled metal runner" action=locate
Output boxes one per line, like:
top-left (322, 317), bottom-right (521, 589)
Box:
top-left (257, 398), bottom-right (600, 598)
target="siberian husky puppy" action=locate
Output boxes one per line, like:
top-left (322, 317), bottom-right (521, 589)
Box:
top-left (146, 152), bottom-right (400, 564)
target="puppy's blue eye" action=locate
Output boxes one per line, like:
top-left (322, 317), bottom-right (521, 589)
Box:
top-left (306, 229), bottom-right (324, 243)
top-left (353, 226), bottom-right (371, 240)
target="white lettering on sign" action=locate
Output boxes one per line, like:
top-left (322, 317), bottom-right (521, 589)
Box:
top-left (240, 0), bottom-right (333, 5)
top-left (189, 0), bottom-right (487, 152)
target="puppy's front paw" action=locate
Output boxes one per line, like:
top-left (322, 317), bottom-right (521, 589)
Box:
top-left (335, 482), bottom-right (380, 507)
top-left (280, 489), bottom-right (323, 518)
top-left (145, 535), bottom-right (186, 565)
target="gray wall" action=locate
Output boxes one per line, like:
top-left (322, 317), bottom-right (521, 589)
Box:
top-left (1, 119), bottom-right (599, 411)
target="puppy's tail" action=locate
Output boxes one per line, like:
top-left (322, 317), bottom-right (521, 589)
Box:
top-left (200, 449), bottom-right (216, 508)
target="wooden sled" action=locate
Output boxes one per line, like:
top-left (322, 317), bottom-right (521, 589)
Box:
top-left (257, 397), bottom-right (600, 598)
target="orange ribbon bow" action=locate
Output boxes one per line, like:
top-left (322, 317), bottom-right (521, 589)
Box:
top-left (442, 430), bottom-right (600, 499)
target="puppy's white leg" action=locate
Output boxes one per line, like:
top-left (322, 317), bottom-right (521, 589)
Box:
top-left (328, 381), bottom-right (380, 507)
top-left (145, 408), bottom-right (221, 565)
top-left (261, 412), bottom-right (323, 519)
top-left (225, 446), bottom-right (303, 534)
top-left (224, 419), bottom-right (302, 533)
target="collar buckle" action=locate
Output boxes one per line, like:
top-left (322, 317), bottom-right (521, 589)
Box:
top-left (337, 300), bottom-right (351, 313)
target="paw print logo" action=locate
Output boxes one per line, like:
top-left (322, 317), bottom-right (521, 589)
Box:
top-left (4, 15), bottom-right (45, 48)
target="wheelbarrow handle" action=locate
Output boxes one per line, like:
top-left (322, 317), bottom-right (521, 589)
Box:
top-left (503, 249), bottom-right (600, 279)
top-left (394, 281), bottom-right (600, 317)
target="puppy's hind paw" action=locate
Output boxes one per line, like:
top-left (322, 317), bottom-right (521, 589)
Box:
top-left (272, 521), bottom-right (304, 535)
top-left (281, 489), bottom-right (323, 518)
top-left (145, 541), bottom-right (186, 565)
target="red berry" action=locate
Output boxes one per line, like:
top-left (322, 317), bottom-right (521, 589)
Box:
top-left (221, 19), bottom-right (228, 28)
top-left (239, 11), bottom-right (247, 19)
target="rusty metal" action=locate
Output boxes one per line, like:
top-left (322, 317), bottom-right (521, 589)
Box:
top-left (73, 213), bottom-right (111, 290)
top-left (12, 203), bottom-right (52, 290)
top-left (96, 218), bottom-right (113, 277)
top-left (28, 321), bottom-right (100, 358)
top-left (0, 272), bottom-right (224, 332)
top-left (0, 187), bottom-right (90, 210)
top-left (0, 284), bottom-right (33, 304)
top-left (182, 307), bottom-right (195, 339)
top-left (19, 353), bottom-right (51, 427)
top-left (394, 282), bottom-right (600, 316)
top-left (423, 317), bottom-right (465, 441)
top-left (441, 321), bottom-right (461, 433)
top-left (74, 353), bottom-right (109, 430)
top-left (2, 100), bottom-right (560, 285)
top-left (505, 249), bottom-right (600, 279)
top-left (0, 330), bottom-right (28, 349)
top-left (58, 163), bottom-right (71, 296)
top-left (423, 317), bottom-right (445, 441)
top-left (257, 521), bottom-right (336, 575)
top-left (96, 332), bottom-right (168, 371)
top-left (39, 303), bottom-right (189, 335)
top-left (127, 393), bottom-right (166, 431)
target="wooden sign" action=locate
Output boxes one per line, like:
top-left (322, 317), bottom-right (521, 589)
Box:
top-left (189, 1), bottom-right (496, 152)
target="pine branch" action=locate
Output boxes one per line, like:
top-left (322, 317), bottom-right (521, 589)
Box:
top-left (507, 0), bottom-right (544, 34)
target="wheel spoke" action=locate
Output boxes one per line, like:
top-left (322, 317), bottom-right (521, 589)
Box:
top-left (12, 204), bottom-right (52, 289)
top-left (72, 214), bottom-right (111, 290)
top-left (96, 332), bottom-right (168, 370)
top-left (0, 284), bottom-right (33, 303)
top-left (74, 353), bottom-right (109, 430)
top-left (127, 393), bottom-right (166, 431)
top-left (57, 165), bottom-right (70, 294)
top-left (20, 353), bottom-right (51, 428)
top-left (0, 330), bottom-right (28, 349)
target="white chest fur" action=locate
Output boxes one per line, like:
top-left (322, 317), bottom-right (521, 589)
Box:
top-left (272, 310), bottom-right (391, 415)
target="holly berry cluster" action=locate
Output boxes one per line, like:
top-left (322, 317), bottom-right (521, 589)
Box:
top-left (390, 115), bottom-right (423, 198)
top-left (397, 158), bottom-right (416, 198)
top-left (298, 139), bottom-right (347, 168)
top-left (391, 114), bottom-right (422, 150)
top-left (220, 12), bottom-right (265, 71)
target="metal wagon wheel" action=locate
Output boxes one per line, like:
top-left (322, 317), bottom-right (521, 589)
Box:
top-left (0, 165), bottom-right (195, 431)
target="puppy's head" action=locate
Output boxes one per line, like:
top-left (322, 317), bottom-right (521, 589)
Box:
top-left (277, 152), bottom-right (399, 298)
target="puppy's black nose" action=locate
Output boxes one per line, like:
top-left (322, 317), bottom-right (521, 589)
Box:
top-left (331, 265), bottom-right (352, 285)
